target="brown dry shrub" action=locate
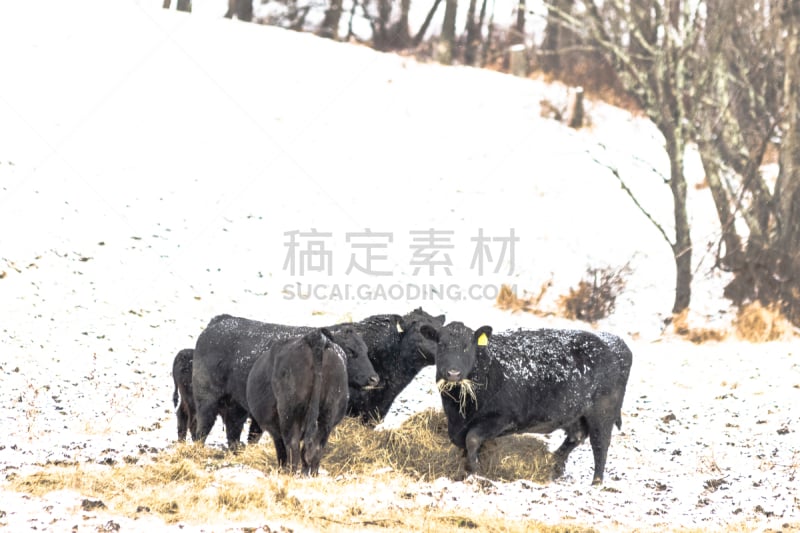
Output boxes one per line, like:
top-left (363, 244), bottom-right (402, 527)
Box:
top-left (495, 280), bottom-right (552, 315)
top-left (735, 301), bottom-right (793, 342)
top-left (559, 265), bottom-right (630, 322)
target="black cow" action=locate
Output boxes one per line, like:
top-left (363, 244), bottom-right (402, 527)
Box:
top-left (192, 315), bottom-right (378, 448)
top-left (171, 347), bottom-right (262, 443)
top-left (192, 309), bottom-right (444, 446)
top-left (435, 322), bottom-right (632, 485)
top-left (347, 308), bottom-right (445, 424)
top-left (246, 328), bottom-right (348, 475)
top-left (172, 348), bottom-right (197, 442)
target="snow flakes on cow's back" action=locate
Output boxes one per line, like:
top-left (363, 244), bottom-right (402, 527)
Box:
top-left (491, 329), bottom-right (602, 382)
top-left (330, 342), bottom-right (347, 364)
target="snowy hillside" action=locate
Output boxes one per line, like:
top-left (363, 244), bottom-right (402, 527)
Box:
top-left (1, 1), bottom-right (797, 532)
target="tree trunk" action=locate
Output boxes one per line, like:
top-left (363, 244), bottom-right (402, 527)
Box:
top-left (540, 0), bottom-right (573, 73)
top-left (320, 0), bottom-right (343, 39)
top-left (480, 0), bottom-right (496, 66)
top-left (772, 0), bottom-right (800, 321)
top-left (662, 127), bottom-right (692, 314)
top-left (437, 0), bottom-right (458, 64)
top-left (776, 0), bottom-right (800, 248)
top-left (236, 0), bottom-right (253, 21)
top-left (464, 0), bottom-right (480, 65)
top-left (176, 0), bottom-right (191, 12)
top-left (413, 0), bottom-right (442, 46)
top-left (373, 0), bottom-right (392, 49)
top-left (540, 1), bottom-right (560, 73)
top-left (386, 0), bottom-right (412, 49)
top-left (510, 0), bottom-right (525, 45)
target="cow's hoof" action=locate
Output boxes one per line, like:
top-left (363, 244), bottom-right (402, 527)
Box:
top-left (550, 461), bottom-right (566, 480)
top-left (591, 477), bottom-right (603, 486)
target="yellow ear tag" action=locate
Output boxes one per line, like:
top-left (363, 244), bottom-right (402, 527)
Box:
top-left (477, 333), bottom-right (488, 346)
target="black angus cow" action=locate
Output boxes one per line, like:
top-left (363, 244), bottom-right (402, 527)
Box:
top-left (192, 315), bottom-right (377, 448)
top-left (347, 308), bottom-right (445, 424)
top-left (192, 309), bottom-right (444, 446)
top-left (435, 322), bottom-right (632, 485)
top-left (172, 348), bottom-right (197, 442)
top-left (170, 347), bottom-right (261, 443)
top-left (246, 328), bottom-right (348, 475)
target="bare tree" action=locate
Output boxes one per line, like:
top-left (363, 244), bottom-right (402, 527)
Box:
top-left (464, 0), bottom-right (481, 65)
top-left (319, 0), bottom-right (343, 38)
top-left (510, 0), bottom-right (526, 45)
top-left (695, 0), bottom-right (800, 324)
top-left (437, 0), bottom-right (458, 63)
top-left (540, 0), bottom-right (573, 73)
top-left (559, 0), bottom-right (700, 314)
top-left (553, 0), bottom-right (800, 323)
top-left (414, 0), bottom-right (443, 46)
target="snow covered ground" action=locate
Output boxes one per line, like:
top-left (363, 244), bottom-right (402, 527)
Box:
top-left (1, 1), bottom-right (798, 531)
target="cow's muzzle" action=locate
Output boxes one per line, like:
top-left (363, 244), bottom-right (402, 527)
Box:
top-left (362, 375), bottom-right (380, 390)
top-left (446, 369), bottom-right (462, 382)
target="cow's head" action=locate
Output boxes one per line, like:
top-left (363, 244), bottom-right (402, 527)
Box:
top-left (435, 322), bottom-right (492, 383)
top-left (396, 308), bottom-right (446, 369)
top-left (332, 327), bottom-right (380, 389)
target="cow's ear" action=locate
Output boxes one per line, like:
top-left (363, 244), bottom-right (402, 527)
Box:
top-left (474, 326), bottom-right (493, 347)
top-left (434, 314), bottom-right (446, 326)
top-left (420, 324), bottom-right (439, 342)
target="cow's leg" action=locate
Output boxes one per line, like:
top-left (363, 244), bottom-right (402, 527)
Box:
top-left (176, 403), bottom-right (189, 442)
top-left (282, 423), bottom-right (303, 474)
top-left (187, 403), bottom-right (198, 441)
top-left (222, 404), bottom-right (249, 450)
top-left (264, 427), bottom-right (288, 468)
top-left (552, 419), bottom-right (589, 478)
top-left (246, 419), bottom-right (263, 444)
top-left (464, 418), bottom-right (508, 474)
top-left (194, 396), bottom-right (220, 444)
top-left (302, 431), bottom-right (326, 476)
top-left (586, 416), bottom-right (615, 485)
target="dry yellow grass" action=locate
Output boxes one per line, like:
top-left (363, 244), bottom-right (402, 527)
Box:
top-left (671, 302), bottom-right (796, 344)
top-left (734, 301), bottom-right (793, 342)
top-left (7, 410), bottom-right (567, 531)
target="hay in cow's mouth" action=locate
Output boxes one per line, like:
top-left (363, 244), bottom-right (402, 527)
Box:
top-left (437, 378), bottom-right (477, 417)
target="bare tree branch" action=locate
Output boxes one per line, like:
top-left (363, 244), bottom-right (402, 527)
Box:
top-left (588, 144), bottom-right (673, 248)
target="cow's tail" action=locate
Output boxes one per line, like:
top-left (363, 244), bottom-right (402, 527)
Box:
top-left (302, 328), bottom-right (331, 446)
top-left (173, 382), bottom-right (179, 408)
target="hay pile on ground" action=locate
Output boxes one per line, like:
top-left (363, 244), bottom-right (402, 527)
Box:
top-left (8, 410), bottom-right (558, 530)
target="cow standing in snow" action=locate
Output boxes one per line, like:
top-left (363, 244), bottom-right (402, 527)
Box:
top-left (171, 348), bottom-right (197, 442)
top-left (434, 322), bottom-right (632, 485)
top-left (191, 309), bottom-right (443, 446)
top-left (246, 328), bottom-right (348, 475)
